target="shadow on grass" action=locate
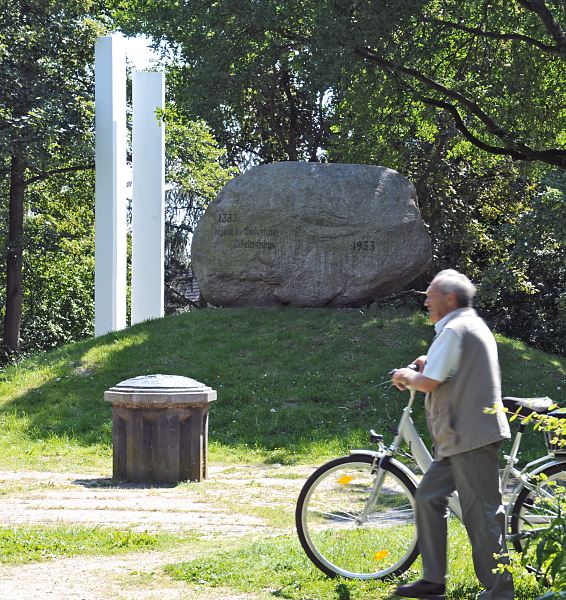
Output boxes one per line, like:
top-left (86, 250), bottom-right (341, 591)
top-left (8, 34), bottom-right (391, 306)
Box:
top-left (71, 477), bottom-right (177, 489)
top-left (0, 307), bottom-right (564, 464)
top-left (335, 583), bottom-right (352, 599)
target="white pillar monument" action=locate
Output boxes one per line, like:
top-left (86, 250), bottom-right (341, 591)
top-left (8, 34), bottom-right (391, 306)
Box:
top-left (94, 36), bottom-right (127, 336)
top-left (131, 71), bottom-right (166, 325)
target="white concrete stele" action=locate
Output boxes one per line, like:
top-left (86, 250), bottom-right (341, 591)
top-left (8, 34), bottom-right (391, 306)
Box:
top-left (131, 72), bottom-right (165, 325)
top-left (94, 36), bottom-right (127, 336)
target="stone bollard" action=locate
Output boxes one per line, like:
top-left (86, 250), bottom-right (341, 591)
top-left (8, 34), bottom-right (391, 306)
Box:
top-left (104, 374), bottom-right (216, 484)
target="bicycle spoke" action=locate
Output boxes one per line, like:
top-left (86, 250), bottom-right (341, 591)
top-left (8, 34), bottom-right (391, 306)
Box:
top-left (310, 510), bottom-right (358, 522)
top-left (509, 462), bottom-right (566, 555)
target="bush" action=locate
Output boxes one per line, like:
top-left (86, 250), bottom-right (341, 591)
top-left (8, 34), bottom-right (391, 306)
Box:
top-left (474, 172), bottom-right (566, 354)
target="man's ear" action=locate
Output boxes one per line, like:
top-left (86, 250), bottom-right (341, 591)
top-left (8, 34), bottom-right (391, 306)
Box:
top-left (447, 292), bottom-right (459, 310)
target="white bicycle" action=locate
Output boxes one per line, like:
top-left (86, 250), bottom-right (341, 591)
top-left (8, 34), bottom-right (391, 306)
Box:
top-left (295, 369), bottom-right (566, 580)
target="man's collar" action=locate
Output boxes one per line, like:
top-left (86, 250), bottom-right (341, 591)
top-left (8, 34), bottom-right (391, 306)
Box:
top-left (434, 307), bottom-right (477, 335)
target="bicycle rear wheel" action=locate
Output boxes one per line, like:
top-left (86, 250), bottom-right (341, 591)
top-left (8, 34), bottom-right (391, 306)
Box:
top-left (509, 461), bottom-right (566, 554)
top-left (296, 454), bottom-right (419, 579)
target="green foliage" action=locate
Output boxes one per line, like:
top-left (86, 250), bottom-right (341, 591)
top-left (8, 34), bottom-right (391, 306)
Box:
top-left (499, 480), bottom-right (566, 600)
top-left (0, 1), bottom-right (109, 356)
top-left (21, 171), bottom-right (95, 353)
top-left (113, 0), bottom-right (339, 164)
top-left (0, 169), bottom-right (94, 356)
top-left (526, 482), bottom-right (566, 598)
top-left (0, 0), bottom-right (106, 168)
top-left (493, 408), bottom-right (566, 599)
top-left (333, 111), bottom-right (566, 352)
top-left (113, 0), bottom-right (566, 167)
top-left (531, 414), bottom-right (566, 598)
top-left (162, 107), bottom-right (236, 269)
top-left (113, 0), bottom-right (566, 352)
top-left (0, 4), bottom-right (234, 355)
top-left (470, 171), bottom-right (566, 353)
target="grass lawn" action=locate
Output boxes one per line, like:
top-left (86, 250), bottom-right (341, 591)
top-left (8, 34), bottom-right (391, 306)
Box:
top-left (0, 307), bottom-right (563, 598)
top-left (0, 525), bottom-right (198, 563)
top-left (0, 306), bottom-right (563, 471)
top-left (164, 520), bottom-right (541, 599)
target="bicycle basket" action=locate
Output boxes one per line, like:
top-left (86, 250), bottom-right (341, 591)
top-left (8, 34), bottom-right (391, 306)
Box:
top-left (543, 408), bottom-right (566, 456)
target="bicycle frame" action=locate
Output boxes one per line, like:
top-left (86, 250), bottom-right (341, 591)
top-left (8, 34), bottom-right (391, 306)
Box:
top-left (388, 387), bottom-right (433, 473)
top-left (353, 386), bottom-right (565, 530)
top-left (352, 387), bottom-right (463, 520)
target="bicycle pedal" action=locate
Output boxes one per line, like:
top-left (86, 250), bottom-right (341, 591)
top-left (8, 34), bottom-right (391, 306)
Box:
top-left (369, 429), bottom-right (383, 444)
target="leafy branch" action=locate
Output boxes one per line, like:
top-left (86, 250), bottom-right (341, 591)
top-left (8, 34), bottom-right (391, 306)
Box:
top-left (24, 163), bottom-right (94, 186)
top-left (516, 0), bottom-right (566, 55)
top-left (422, 18), bottom-right (563, 57)
top-left (353, 46), bottom-right (566, 170)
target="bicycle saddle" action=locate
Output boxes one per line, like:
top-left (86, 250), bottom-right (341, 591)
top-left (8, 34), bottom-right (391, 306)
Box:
top-left (502, 396), bottom-right (555, 416)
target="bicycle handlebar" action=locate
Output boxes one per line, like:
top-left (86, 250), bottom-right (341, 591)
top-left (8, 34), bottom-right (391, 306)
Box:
top-left (388, 363), bottom-right (419, 377)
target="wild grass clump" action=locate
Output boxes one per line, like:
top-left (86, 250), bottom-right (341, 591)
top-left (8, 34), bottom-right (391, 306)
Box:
top-left (0, 525), bottom-right (195, 563)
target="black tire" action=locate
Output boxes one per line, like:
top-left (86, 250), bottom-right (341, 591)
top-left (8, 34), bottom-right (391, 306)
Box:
top-left (509, 461), bottom-right (566, 554)
top-left (296, 454), bottom-right (419, 579)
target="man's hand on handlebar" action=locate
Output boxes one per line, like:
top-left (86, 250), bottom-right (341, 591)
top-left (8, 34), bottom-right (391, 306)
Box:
top-left (390, 364), bottom-right (419, 391)
top-left (390, 357), bottom-right (441, 394)
top-left (413, 355), bottom-right (427, 372)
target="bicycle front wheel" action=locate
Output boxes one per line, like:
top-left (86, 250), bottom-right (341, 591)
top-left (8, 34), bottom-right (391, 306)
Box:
top-left (509, 461), bottom-right (566, 554)
top-left (296, 454), bottom-right (419, 579)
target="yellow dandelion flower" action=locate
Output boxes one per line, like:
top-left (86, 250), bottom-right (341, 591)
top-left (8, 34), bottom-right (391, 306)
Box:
top-left (337, 475), bottom-right (354, 485)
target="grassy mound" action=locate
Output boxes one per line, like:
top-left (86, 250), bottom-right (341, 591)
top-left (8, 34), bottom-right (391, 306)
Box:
top-left (0, 307), bottom-right (563, 472)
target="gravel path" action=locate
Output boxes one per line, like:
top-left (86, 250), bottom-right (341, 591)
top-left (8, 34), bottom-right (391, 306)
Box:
top-left (0, 465), bottom-right (313, 599)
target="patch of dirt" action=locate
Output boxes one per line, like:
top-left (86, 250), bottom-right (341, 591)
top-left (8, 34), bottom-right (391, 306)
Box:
top-left (0, 464), bottom-right (315, 599)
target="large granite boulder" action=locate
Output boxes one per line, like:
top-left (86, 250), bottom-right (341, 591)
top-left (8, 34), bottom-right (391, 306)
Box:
top-left (191, 162), bottom-right (431, 307)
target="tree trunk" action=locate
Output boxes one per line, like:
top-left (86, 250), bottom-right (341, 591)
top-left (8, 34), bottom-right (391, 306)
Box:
top-left (3, 153), bottom-right (26, 356)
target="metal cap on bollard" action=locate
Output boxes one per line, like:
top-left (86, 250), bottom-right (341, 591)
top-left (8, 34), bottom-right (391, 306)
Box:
top-left (105, 374), bottom-right (216, 484)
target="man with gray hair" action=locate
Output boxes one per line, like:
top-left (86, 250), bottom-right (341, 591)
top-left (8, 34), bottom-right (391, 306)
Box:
top-left (391, 269), bottom-right (513, 600)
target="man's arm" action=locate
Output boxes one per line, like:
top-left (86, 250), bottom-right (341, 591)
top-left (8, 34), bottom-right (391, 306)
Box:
top-left (391, 329), bottom-right (461, 392)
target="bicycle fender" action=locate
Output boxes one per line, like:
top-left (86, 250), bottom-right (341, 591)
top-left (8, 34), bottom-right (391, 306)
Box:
top-left (524, 457), bottom-right (566, 477)
top-left (349, 450), bottom-right (420, 488)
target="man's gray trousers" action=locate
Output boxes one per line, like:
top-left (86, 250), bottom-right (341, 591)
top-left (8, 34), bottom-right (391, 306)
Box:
top-left (415, 442), bottom-right (514, 599)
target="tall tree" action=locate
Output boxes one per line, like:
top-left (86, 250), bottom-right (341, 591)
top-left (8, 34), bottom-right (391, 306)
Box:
top-left (0, 1), bottom-right (107, 356)
top-left (114, 0), bottom-right (565, 170)
top-left (114, 0), bottom-right (336, 165)
top-left (113, 0), bottom-right (566, 352)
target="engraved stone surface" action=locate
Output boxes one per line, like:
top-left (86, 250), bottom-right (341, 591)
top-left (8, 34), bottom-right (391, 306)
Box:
top-left (192, 162), bottom-right (432, 307)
